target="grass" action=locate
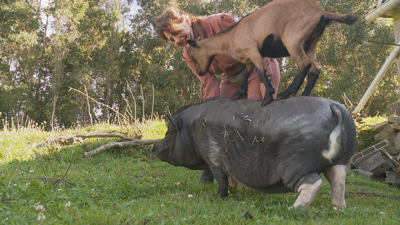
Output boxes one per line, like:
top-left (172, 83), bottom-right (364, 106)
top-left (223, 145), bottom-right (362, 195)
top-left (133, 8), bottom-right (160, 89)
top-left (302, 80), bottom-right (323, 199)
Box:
top-left (1, 118), bottom-right (400, 224)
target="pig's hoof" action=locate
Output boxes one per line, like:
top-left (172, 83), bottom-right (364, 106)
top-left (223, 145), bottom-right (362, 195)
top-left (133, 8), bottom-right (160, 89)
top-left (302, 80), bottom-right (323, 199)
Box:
top-left (217, 194), bottom-right (228, 199)
top-left (217, 190), bottom-right (229, 199)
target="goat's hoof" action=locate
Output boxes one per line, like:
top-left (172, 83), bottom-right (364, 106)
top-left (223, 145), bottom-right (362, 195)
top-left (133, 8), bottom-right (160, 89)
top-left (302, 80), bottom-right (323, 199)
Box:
top-left (230, 94), bottom-right (243, 101)
top-left (261, 98), bottom-right (273, 106)
top-left (275, 96), bottom-right (284, 101)
top-left (276, 93), bottom-right (290, 101)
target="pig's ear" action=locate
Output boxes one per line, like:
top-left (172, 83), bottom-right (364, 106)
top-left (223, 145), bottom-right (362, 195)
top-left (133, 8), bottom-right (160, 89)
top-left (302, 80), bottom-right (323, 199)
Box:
top-left (167, 114), bottom-right (182, 130)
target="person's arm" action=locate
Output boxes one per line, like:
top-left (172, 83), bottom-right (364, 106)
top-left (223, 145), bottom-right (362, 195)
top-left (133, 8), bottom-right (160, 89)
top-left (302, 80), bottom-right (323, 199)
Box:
top-left (182, 48), bottom-right (220, 99)
top-left (180, 13), bottom-right (236, 99)
top-left (216, 14), bottom-right (237, 31)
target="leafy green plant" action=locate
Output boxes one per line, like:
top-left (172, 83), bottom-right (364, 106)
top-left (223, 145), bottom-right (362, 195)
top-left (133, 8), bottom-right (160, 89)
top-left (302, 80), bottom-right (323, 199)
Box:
top-left (355, 115), bottom-right (388, 152)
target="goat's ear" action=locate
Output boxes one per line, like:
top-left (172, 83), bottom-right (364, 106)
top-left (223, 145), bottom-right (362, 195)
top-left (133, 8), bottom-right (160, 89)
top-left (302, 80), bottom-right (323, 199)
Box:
top-left (187, 40), bottom-right (198, 48)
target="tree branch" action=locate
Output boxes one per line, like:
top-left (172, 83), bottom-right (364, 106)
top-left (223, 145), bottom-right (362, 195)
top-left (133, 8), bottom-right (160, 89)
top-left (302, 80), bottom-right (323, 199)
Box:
top-left (84, 139), bottom-right (162, 157)
top-left (379, 148), bottom-right (400, 173)
top-left (68, 87), bottom-right (142, 132)
top-left (32, 132), bottom-right (141, 148)
top-left (53, 151), bottom-right (75, 189)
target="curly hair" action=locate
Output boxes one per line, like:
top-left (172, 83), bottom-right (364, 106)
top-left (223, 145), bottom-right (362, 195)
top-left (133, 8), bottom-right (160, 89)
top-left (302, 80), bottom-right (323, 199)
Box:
top-left (157, 7), bottom-right (207, 42)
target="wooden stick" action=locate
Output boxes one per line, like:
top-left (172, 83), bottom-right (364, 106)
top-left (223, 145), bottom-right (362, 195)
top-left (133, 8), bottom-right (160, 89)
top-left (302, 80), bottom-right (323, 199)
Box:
top-left (126, 82), bottom-right (137, 121)
top-left (152, 84), bottom-right (155, 121)
top-left (75, 133), bottom-right (138, 141)
top-left (141, 84), bottom-right (145, 121)
top-left (54, 151), bottom-right (75, 189)
top-left (366, 40), bottom-right (400, 47)
top-left (83, 139), bottom-right (162, 157)
top-left (122, 94), bottom-right (135, 121)
top-left (84, 85), bottom-right (93, 126)
top-left (379, 148), bottom-right (400, 173)
top-left (36, 154), bottom-right (49, 177)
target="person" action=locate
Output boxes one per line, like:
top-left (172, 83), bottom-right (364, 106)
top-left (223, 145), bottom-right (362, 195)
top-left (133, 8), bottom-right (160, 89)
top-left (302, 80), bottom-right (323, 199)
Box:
top-left (156, 8), bottom-right (281, 184)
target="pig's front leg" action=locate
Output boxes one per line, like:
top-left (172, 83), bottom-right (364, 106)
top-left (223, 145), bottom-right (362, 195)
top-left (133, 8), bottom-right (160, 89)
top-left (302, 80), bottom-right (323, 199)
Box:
top-left (209, 166), bottom-right (229, 198)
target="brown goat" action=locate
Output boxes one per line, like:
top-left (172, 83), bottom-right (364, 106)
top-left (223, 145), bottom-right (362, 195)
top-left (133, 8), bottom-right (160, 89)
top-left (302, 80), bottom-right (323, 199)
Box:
top-left (187, 0), bottom-right (359, 105)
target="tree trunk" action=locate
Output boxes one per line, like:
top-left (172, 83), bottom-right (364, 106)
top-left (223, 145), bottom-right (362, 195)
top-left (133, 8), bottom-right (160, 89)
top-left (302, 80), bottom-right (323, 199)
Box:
top-left (51, 95), bottom-right (58, 130)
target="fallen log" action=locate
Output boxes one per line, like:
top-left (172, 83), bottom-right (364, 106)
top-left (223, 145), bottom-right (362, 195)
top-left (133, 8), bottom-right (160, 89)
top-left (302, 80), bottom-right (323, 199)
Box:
top-left (32, 132), bottom-right (161, 157)
top-left (32, 132), bottom-right (140, 148)
top-left (83, 139), bottom-right (162, 157)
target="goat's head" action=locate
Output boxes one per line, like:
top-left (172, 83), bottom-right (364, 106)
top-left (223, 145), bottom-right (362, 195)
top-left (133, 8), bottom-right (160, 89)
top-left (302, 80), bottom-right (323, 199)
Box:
top-left (187, 37), bottom-right (214, 76)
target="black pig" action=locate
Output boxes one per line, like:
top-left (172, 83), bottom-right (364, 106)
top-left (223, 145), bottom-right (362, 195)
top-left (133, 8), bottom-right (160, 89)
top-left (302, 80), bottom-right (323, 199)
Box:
top-left (152, 97), bottom-right (356, 208)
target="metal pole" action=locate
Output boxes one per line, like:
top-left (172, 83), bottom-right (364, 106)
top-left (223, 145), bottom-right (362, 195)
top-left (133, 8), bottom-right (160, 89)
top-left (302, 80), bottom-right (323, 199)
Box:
top-left (353, 41), bottom-right (400, 114)
top-left (394, 15), bottom-right (400, 100)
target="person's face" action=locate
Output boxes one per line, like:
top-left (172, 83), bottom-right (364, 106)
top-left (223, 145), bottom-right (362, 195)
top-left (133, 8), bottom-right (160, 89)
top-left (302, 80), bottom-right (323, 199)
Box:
top-left (164, 18), bottom-right (193, 47)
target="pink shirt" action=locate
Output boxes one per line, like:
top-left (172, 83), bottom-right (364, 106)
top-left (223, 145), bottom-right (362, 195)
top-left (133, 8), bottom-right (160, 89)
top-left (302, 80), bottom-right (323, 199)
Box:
top-left (182, 14), bottom-right (280, 100)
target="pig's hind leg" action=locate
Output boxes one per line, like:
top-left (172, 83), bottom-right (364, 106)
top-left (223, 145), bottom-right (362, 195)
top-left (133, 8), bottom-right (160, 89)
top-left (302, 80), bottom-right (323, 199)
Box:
top-left (323, 165), bottom-right (347, 208)
top-left (209, 165), bottom-right (229, 198)
top-left (293, 173), bottom-right (322, 208)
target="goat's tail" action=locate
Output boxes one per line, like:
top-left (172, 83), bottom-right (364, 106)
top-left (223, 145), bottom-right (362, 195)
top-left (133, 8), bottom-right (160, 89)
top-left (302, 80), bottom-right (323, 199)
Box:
top-left (324, 12), bottom-right (359, 25)
top-left (322, 104), bottom-right (343, 162)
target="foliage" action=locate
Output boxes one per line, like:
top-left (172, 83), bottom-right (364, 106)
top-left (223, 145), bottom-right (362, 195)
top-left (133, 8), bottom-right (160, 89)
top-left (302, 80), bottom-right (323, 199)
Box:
top-left (1, 121), bottom-right (400, 224)
top-left (0, 0), bottom-right (398, 130)
top-left (355, 115), bottom-right (388, 152)
top-left (141, 119), bottom-right (168, 139)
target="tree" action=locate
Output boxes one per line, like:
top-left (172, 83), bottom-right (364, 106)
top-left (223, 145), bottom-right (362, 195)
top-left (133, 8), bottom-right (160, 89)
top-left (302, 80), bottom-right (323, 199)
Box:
top-left (0, 0), bottom-right (398, 130)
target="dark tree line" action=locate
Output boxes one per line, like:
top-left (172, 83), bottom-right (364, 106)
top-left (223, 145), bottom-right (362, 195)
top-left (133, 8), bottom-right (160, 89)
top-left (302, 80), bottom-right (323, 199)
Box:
top-left (0, 0), bottom-right (397, 130)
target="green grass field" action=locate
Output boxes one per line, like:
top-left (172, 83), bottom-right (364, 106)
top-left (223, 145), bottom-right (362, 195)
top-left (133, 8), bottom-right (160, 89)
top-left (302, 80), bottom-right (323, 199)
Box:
top-left (1, 120), bottom-right (399, 224)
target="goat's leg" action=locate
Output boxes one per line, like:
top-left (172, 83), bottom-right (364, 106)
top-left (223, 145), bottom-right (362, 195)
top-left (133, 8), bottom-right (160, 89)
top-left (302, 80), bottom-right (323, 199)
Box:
top-left (248, 54), bottom-right (275, 105)
top-left (301, 69), bottom-right (319, 96)
top-left (277, 43), bottom-right (311, 100)
top-left (323, 165), bottom-right (347, 208)
top-left (301, 44), bottom-right (320, 96)
top-left (231, 65), bottom-right (252, 101)
top-left (255, 66), bottom-right (275, 106)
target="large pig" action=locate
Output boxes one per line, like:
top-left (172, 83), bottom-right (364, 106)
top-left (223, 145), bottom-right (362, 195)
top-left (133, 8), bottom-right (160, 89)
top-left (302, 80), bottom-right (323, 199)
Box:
top-left (152, 97), bottom-right (356, 208)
